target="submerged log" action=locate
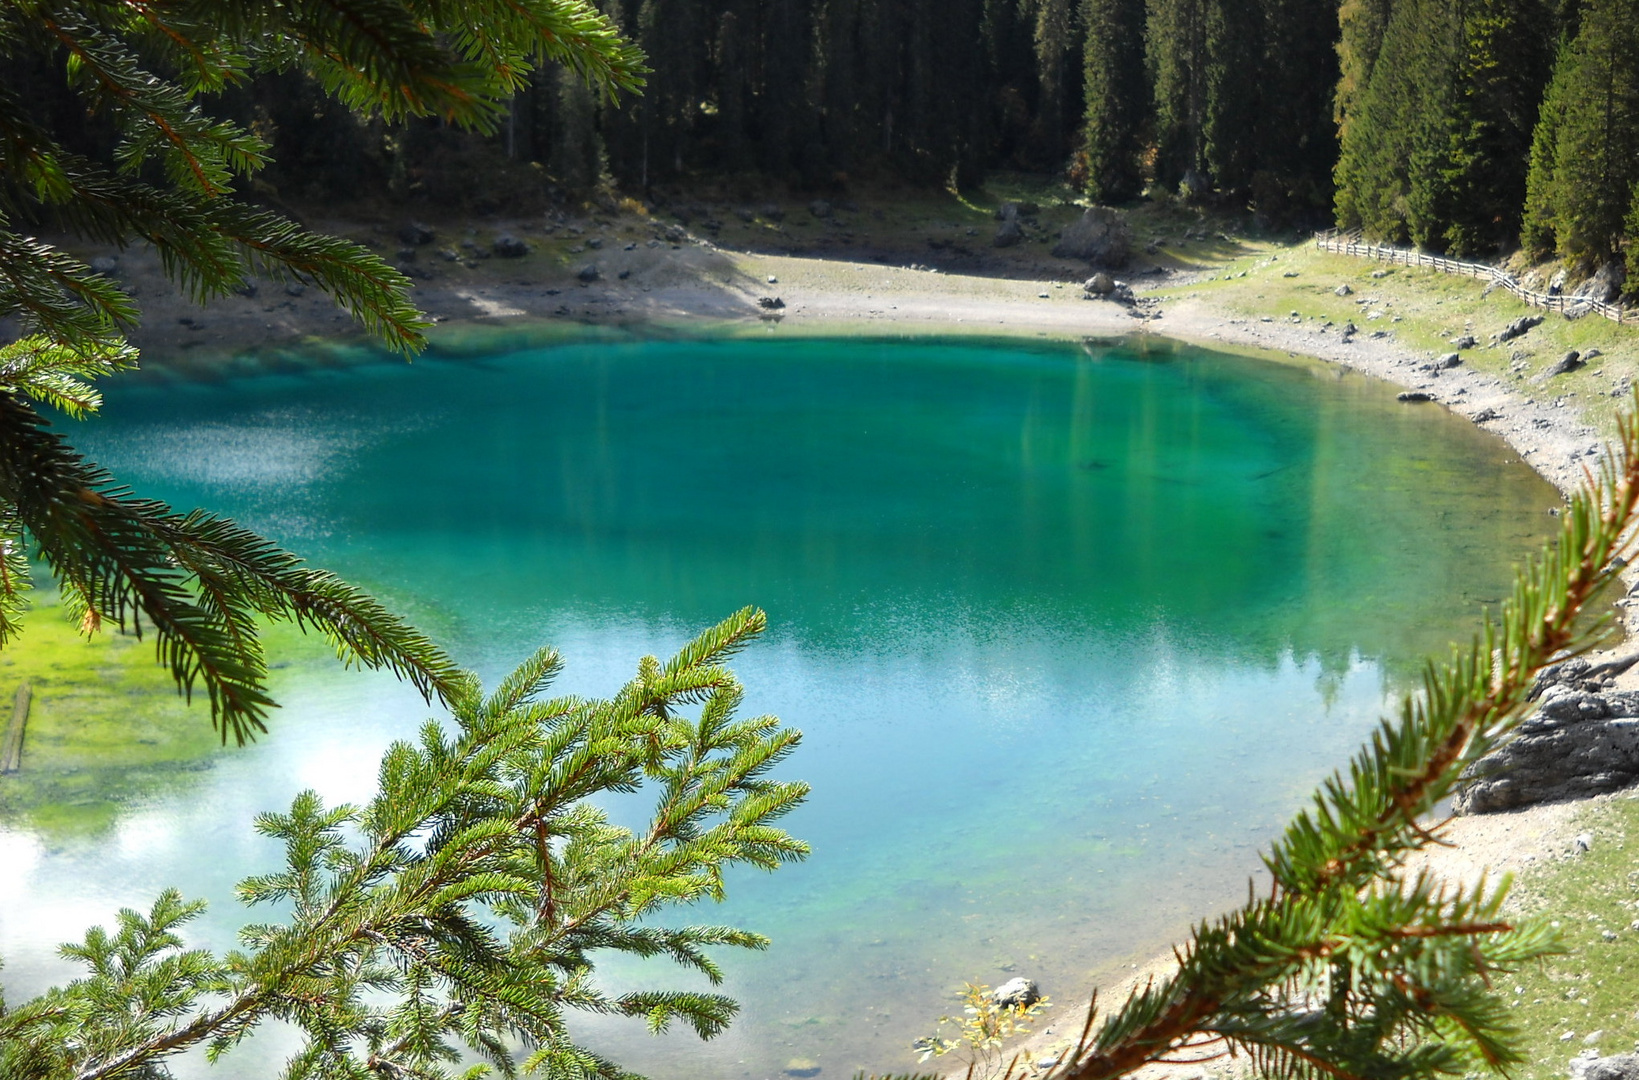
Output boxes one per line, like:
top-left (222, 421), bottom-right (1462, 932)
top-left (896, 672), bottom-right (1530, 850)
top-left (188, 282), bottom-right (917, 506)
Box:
top-left (1, 681), bottom-right (30, 774)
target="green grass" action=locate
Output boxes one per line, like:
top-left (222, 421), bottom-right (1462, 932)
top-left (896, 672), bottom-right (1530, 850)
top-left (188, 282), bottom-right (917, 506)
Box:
top-left (1500, 794), bottom-right (1639, 1076)
top-left (1153, 236), bottom-right (1639, 438)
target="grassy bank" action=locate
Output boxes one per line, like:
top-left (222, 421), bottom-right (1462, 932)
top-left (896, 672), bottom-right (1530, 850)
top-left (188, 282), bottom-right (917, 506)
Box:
top-left (1480, 793), bottom-right (1639, 1077)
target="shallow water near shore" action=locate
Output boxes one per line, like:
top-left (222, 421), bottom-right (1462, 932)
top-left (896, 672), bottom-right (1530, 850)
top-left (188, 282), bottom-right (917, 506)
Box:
top-left (0, 334), bottom-right (1561, 1078)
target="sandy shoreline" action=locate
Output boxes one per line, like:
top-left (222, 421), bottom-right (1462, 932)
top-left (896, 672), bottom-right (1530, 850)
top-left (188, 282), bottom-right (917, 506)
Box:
top-left (54, 221), bottom-right (1639, 1075)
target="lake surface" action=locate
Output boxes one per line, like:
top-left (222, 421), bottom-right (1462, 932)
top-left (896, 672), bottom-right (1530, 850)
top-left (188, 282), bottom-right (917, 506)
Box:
top-left (0, 333), bottom-right (1560, 1078)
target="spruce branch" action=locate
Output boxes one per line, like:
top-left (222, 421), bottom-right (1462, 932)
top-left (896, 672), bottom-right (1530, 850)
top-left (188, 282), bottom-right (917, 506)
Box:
top-left (0, 613), bottom-right (805, 1080)
top-left (1030, 401), bottom-right (1639, 1080)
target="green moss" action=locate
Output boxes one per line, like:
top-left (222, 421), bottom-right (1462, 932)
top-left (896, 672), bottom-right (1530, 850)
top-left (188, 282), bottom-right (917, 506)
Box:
top-left (0, 596), bottom-right (333, 839)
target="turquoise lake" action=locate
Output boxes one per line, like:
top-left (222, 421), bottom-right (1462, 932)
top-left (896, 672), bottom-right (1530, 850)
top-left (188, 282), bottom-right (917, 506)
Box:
top-left (0, 333), bottom-right (1561, 1077)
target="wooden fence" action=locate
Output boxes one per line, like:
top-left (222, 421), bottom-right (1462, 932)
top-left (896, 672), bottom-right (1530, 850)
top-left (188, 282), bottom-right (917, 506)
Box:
top-left (1312, 228), bottom-right (1628, 325)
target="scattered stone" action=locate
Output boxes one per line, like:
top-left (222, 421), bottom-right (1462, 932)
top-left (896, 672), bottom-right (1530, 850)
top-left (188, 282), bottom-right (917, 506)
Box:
top-left (992, 977), bottom-right (1041, 1009)
top-left (1499, 314), bottom-right (1545, 342)
top-left (1547, 351), bottom-right (1585, 376)
top-left (808, 199), bottom-right (832, 218)
top-left (1602, 929), bottom-right (1618, 941)
top-left (758, 296), bottom-right (786, 310)
top-left (397, 221), bottom-right (435, 246)
top-left (1431, 353), bottom-right (1462, 369)
top-left (577, 264), bottom-right (600, 282)
top-left (1334, 283), bottom-right (1353, 296)
top-left (438, 248), bottom-right (459, 262)
top-left (231, 281), bottom-right (258, 298)
top-left (1576, 832), bottom-right (1594, 852)
top-left (1282, 270), bottom-right (1300, 278)
top-left (284, 282), bottom-right (306, 297)
top-left (90, 256), bottom-right (119, 275)
top-left (1371, 268), bottom-right (1390, 278)
top-left (1341, 321), bottom-right (1358, 338)
top-left (1397, 391), bottom-right (1435, 403)
top-left (1052, 207), bottom-right (1132, 267)
top-left (586, 237), bottom-right (603, 250)
top-left (617, 269), bottom-right (631, 279)
top-left (1084, 272), bottom-right (1115, 295)
top-left (768, 275), bottom-right (778, 284)
top-left (1454, 334), bottom-right (1478, 349)
top-left (396, 247), bottom-right (417, 261)
top-left (491, 234), bottom-right (529, 258)
top-left (993, 218), bottom-right (1023, 248)
top-left (1472, 407), bottom-right (1502, 422)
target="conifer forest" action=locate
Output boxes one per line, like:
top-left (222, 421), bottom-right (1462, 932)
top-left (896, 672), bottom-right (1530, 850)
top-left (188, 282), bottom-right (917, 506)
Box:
top-left (6, 0), bottom-right (1638, 272)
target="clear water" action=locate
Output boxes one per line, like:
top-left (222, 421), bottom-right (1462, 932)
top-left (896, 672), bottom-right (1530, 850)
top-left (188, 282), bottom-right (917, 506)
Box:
top-left (0, 334), bottom-right (1559, 1078)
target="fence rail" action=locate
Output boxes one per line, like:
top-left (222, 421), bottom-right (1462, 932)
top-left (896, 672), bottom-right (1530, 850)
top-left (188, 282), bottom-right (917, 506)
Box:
top-left (1312, 228), bottom-right (1628, 325)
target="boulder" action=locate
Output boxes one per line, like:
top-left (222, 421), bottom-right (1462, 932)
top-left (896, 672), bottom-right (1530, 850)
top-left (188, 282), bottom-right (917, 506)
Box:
top-left (1179, 168), bottom-right (1210, 201)
top-left (1397, 391), bottom-right (1435, 403)
top-left (577, 264), bottom-right (600, 283)
top-left (996, 201), bottom-right (1020, 222)
top-left (993, 218), bottom-right (1023, 248)
top-left (1571, 1053), bottom-right (1639, 1080)
top-left (1547, 351), bottom-right (1585, 376)
top-left (488, 235), bottom-right (527, 258)
top-left (992, 977), bottom-right (1041, 1009)
top-left (1498, 314), bottom-right (1544, 342)
top-left (1432, 353), bottom-right (1462, 370)
top-left (1053, 207), bottom-right (1131, 267)
top-left (1084, 272), bottom-right (1115, 295)
top-left (1457, 661), bottom-right (1639, 813)
top-left (1334, 284), bottom-right (1353, 296)
top-left (1453, 334), bottom-right (1477, 349)
top-left (398, 221), bottom-right (435, 246)
top-left (757, 296), bottom-right (785, 310)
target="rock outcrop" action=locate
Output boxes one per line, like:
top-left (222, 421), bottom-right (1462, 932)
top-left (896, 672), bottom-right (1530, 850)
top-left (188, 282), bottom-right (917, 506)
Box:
top-left (1456, 657), bottom-right (1639, 814)
top-left (1052, 207), bottom-right (1131, 267)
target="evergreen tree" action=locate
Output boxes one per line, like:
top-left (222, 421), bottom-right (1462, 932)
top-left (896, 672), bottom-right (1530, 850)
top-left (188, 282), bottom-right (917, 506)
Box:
top-left (1079, 0), bottom-right (1150, 200)
top-left (1147, 0), bottom-right (1210, 187)
top-left (1520, 0), bottom-right (1639, 270)
top-left (1251, 0), bottom-right (1340, 218)
top-left (0, 0), bottom-right (644, 741)
top-left (1335, 0), bottom-right (1551, 252)
top-left (0, 610), bottom-right (812, 1079)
